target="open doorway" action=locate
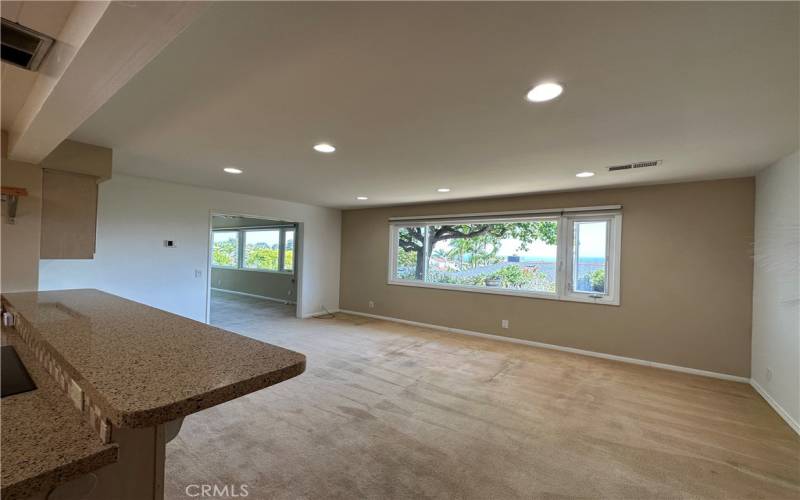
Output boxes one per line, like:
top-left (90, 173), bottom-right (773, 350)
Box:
top-left (207, 213), bottom-right (299, 327)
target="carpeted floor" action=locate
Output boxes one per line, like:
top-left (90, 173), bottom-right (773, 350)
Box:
top-left (165, 292), bottom-right (800, 499)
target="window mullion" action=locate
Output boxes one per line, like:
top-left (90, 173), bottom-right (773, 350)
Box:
top-left (238, 230), bottom-right (244, 268)
top-left (423, 227), bottom-right (430, 281)
top-left (556, 215), bottom-right (569, 299)
top-left (278, 229), bottom-right (286, 272)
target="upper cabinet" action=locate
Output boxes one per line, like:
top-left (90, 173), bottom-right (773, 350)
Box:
top-left (38, 140), bottom-right (111, 260)
top-left (40, 169), bottom-right (98, 259)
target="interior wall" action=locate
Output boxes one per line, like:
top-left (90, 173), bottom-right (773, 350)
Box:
top-left (340, 178), bottom-right (755, 377)
top-left (751, 151), bottom-right (800, 431)
top-left (0, 158), bottom-right (42, 292)
top-left (39, 174), bottom-right (341, 319)
top-left (211, 268), bottom-right (297, 303)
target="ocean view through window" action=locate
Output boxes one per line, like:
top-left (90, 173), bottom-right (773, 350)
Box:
top-left (389, 209), bottom-right (621, 305)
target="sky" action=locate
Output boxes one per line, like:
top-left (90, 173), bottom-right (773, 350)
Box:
top-left (497, 221), bottom-right (606, 259)
top-left (245, 229), bottom-right (280, 248)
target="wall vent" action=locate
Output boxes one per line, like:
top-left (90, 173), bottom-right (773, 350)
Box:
top-left (607, 160), bottom-right (662, 172)
top-left (1, 18), bottom-right (54, 71)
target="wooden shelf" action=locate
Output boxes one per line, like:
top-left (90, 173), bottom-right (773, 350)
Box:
top-left (1, 187), bottom-right (28, 197)
top-left (2, 186), bottom-right (29, 225)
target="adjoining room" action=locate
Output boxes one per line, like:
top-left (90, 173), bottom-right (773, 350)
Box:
top-left (209, 214), bottom-right (299, 325)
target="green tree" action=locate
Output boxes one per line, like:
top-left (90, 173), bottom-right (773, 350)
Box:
top-left (398, 222), bottom-right (557, 280)
top-left (245, 246), bottom-right (279, 270)
top-left (213, 239), bottom-right (238, 266)
top-left (587, 269), bottom-right (606, 292)
top-left (284, 249), bottom-right (294, 270)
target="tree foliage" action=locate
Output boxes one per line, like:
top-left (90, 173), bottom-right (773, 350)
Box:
top-left (245, 247), bottom-right (279, 270)
top-left (213, 238), bottom-right (293, 271)
top-left (586, 268), bottom-right (606, 292)
top-left (398, 222), bottom-right (557, 279)
top-left (213, 239), bottom-right (238, 267)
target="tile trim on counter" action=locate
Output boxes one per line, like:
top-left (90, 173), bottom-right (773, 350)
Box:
top-left (7, 306), bottom-right (114, 444)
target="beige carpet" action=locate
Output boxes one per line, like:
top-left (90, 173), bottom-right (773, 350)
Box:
top-left (165, 293), bottom-right (800, 499)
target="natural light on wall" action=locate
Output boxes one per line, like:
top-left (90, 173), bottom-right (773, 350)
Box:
top-left (388, 207), bottom-right (622, 305)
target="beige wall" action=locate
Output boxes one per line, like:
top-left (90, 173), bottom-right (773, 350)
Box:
top-left (211, 267), bottom-right (296, 303)
top-left (1, 158), bottom-right (43, 292)
top-left (340, 178), bottom-right (755, 377)
top-left (40, 140), bottom-right (113, 180)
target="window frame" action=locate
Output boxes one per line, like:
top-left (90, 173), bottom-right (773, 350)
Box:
top-left (211, 231), bottom-right (241, 269)
top-left (242, 228), bottom-right (283, 273)
top-left (282, 228), bottom-right (295, 272)
top-left (561, 213), bottom-right (622, 305)
top-left (387, 211), bottom-right (621, 306)
top-left (211, 227), bottom-right (296, 274)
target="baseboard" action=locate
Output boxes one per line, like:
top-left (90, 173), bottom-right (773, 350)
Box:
top-left (212, 288), bottom-right (296, 305)
top-left (750, 379), bottom-right (800, 435)
top-left (301, 308), bottom-right (340, 319)
top-left (338, 309), bottom-right (750, 384)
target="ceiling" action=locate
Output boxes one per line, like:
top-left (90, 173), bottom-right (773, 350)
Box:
top-left (68, 2), bottom-right (798, 208)
top-left (1, 1), bottom-right (75, 130)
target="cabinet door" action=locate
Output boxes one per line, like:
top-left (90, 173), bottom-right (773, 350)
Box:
top-left (40, 170), bottom-right (98, 259)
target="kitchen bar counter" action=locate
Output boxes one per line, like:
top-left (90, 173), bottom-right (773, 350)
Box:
top-left (1, 289), bottom-right (306, 499)
top-left (1, 289), bottom-right (306, 428)
top-left (1, 327), bottom-right (118, 500)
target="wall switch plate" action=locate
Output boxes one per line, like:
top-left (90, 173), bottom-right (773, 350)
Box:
top-left (501, 319), bottom-right (509, 329)
top-left (368, 301), bottom-right (375, 309)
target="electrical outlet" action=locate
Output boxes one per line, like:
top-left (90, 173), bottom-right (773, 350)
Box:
top-left (368, 301), bottom-right (375, 309)
top-left (501, 319), bottom-right (509, 329)
top-left (766, 368), bottom-right (773, 382)
top-left (194, 269), bottom-right (202, 278)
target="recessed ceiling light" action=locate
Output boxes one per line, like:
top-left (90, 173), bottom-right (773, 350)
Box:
top-left (313, 143), bottom-right (336, 153)
top-left (526, 82), bottom-right (563, 102)
top-left (223, 167), bottom-right (243, 174)
top-left (437, 188), bottom-right (451, 193)
top-left (356, 196), bottom-right (369, 200)
top-left (576, 171), bottom-right (595, 178)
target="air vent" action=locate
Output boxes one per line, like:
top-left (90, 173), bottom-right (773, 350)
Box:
top-left (608, 160), bottom-right (662, 172)
top-left (1, 18), bottom-right (54, 71)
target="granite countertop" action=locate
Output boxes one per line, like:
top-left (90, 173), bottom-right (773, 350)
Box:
top-left (1, 289), bottom-right (306, 428)
top-left (1, 327), bottom-right (118, 499)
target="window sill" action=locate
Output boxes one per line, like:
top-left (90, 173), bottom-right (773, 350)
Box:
top-left (387, 279), bottom-right (620, 306)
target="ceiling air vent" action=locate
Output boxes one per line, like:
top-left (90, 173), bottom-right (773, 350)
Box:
top-left (607, 160), bottom-right (662, 172)
top-left (1, 18), bottom-right (54, 71)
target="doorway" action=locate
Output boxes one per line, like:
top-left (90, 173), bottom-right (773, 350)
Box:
top-left (206, 213), bottom-right (300, 327)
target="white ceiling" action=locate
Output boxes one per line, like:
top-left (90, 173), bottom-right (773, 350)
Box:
top-left (68, 2), bottom-right (798, 208)
top-left (1, 1), bottom-right (75, 130)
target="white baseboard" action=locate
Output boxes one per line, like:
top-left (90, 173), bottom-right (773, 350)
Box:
top-left (212, 288), bottom-right (296, 305)
top-left (750, 379), bottom-right (800, 435)
top-left (302, 308), bottom-right (340, 319)
top-left (338, 309), bottom-right (750, 384)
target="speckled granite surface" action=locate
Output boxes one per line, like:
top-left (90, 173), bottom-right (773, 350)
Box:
top-left (1, 289), bottom-right (306, 428)
top-left (1, 327), bottom-right (118, 499)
